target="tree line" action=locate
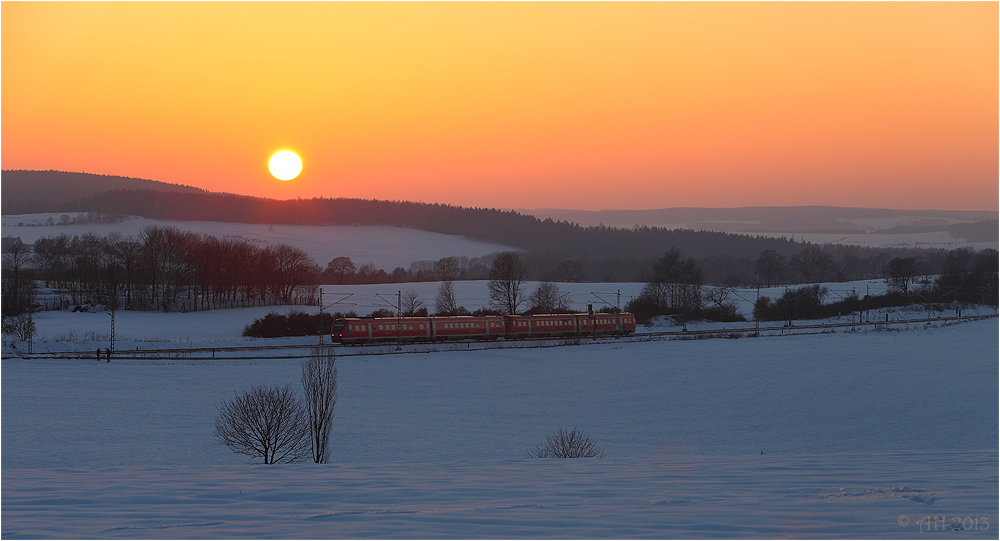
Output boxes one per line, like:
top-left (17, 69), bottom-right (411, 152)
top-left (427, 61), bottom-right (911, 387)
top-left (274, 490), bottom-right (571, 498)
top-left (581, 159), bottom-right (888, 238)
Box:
top-left (8, 225), bottom-right (320, 315)
top-left (624, 246), bottom-right (998, 324)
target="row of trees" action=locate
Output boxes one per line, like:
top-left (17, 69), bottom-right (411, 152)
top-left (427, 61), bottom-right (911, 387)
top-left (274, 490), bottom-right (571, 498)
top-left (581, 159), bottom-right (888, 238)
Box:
top-left (321, 254), bottom-right (497, 285)
top-left (625, 247), bottom-right (998, 324)
top-left (19, 226), bottom-right (319, 314)
top-left (4, 225), bottom-right (995, 323)
top-left (323, 244), bottom-right (976, 291)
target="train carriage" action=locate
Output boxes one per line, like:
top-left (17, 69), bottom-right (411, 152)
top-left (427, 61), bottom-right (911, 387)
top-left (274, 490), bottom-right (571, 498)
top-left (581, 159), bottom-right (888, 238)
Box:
top-left (517, 314), bottom-right (579, 338)
top-left (333, 317), bottom-right (432, 343)
top-left (431, 316), bottom-right (504, 341)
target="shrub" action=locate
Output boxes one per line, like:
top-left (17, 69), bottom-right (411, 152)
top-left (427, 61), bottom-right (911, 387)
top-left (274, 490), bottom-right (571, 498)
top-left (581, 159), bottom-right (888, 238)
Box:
top-left (243, 311), bottom-right (343, 338)
top-left (527, 428), bottom-right (605, 458)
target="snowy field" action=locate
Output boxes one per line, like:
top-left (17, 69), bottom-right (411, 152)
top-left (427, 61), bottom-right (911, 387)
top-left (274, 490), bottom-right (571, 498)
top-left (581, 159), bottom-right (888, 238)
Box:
top-left (2, 213), bottom-right (998, 538)
top-left (2, 310), bottom-right (997, 537)
top-left (0, 213), bottom-right (514, 271)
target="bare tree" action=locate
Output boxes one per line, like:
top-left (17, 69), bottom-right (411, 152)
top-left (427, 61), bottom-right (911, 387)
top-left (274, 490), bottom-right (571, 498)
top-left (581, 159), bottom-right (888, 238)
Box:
top-left (268, 244), bottom-right (320, 302)
top-left (1, 238), bottom-right (35, 316)
top-left (323, 257), bottom-right (357, 284)
top-left (640, 248), bottom-right (702, 316)
top-left (705, 285), bottom-right (740, 320)
top-left (356, 262), bottom-right (379, 284)
top-left (488, 251), bottom-right (529, 315)
top-left (528, 281), bottom-right (570, 313)
top-left (435, 280), bottom-right (458, 315)
top-left (434, 256), bottom-right (462, 282)
top-left (886, 256), bottom-right (921, 295)
top-left (302, 347), bottom-right (337, 464)
top-left (2, 313), bottom-right (36, 342)
top-left (754, 250), bottom-right (786, 288)
top-left (551, 260), bottom-right (585, 282)
top-left (527, 428), bottom-right (605, 458)
top-left (790, 246), bottom-right (838, 284)
top-left (401, 289), bottom-right (425, 316)
top-left (214, 383), bottom-right (310, 464)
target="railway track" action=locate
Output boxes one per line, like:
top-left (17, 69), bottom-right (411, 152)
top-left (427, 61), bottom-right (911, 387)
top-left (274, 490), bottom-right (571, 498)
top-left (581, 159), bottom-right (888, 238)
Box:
top-left (17, 313), bottom-right (996, 361)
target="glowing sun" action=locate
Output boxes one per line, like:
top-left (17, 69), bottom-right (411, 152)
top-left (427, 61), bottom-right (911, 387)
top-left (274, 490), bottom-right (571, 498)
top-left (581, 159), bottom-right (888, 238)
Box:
top-left (268, 150), bottom-right (302, 181)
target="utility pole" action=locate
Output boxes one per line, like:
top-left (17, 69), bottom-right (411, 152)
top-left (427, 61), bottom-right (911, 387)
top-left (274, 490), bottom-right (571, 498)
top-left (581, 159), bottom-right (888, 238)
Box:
top-left (755, 287), bottom-right (760, 335)
top-left (397, 290), bottom-right (402, 351)
top-left (318, 288), bottom-right (323, 345)
top-left (107, 308), bottom-right (115, 355)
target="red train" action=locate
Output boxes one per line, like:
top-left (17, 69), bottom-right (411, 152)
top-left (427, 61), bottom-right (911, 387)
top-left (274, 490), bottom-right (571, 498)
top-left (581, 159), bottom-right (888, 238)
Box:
top-left (331, 312), bottom-right (637, 344)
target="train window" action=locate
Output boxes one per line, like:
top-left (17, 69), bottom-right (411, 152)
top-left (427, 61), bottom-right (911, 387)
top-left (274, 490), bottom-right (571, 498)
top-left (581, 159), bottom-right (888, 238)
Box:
top-left (420, 324), bottom-right (425, 330)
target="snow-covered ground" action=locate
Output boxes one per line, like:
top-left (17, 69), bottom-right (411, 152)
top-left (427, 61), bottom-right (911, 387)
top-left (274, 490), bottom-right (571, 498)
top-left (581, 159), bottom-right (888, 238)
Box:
top-left (3, 214), bottom-right (998, 537)
top-left (0, 213), bottom-right (514, 271)
top-left (2, 304), bottom-right (997, 537)
top-left (12, 278), bottom-right (989, 354)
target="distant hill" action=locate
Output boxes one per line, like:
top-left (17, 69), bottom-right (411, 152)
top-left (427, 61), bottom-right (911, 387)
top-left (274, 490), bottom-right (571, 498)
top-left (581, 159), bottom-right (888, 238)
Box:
top-left (1, 170), bottom-right (208, 213)
top-left (519, 206), bottom-right (997, 234)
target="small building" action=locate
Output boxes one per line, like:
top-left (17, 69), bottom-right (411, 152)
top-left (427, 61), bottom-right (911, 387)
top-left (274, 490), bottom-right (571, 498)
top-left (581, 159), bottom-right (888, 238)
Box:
top-left (1, 236), bottom-right (28, 253)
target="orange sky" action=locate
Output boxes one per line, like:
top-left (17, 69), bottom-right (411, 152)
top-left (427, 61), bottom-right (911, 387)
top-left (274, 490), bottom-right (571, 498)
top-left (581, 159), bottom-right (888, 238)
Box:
top-left (3, 2), bottom-right (997, 211)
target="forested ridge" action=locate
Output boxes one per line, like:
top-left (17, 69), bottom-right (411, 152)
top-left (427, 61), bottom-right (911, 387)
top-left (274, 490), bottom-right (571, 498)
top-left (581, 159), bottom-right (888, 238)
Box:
top-left (6, 170), bottom-right (992, 288)
top-left (45, 188), bottom-right (814, 260)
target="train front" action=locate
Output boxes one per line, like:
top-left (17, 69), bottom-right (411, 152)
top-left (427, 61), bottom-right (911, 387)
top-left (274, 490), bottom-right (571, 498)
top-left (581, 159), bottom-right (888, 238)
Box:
top-left (330, 318), bottom-right (348, 343)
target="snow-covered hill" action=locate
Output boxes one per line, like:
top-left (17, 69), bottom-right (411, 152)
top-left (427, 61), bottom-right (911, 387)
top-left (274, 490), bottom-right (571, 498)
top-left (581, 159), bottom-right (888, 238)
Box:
top-left (1, 213), bottom-right (514, 270)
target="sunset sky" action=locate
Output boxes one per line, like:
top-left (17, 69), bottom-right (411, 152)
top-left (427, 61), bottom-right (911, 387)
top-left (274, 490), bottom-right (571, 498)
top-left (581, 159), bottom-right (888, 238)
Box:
top-left (3, 2), bottom-right (997, 211)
